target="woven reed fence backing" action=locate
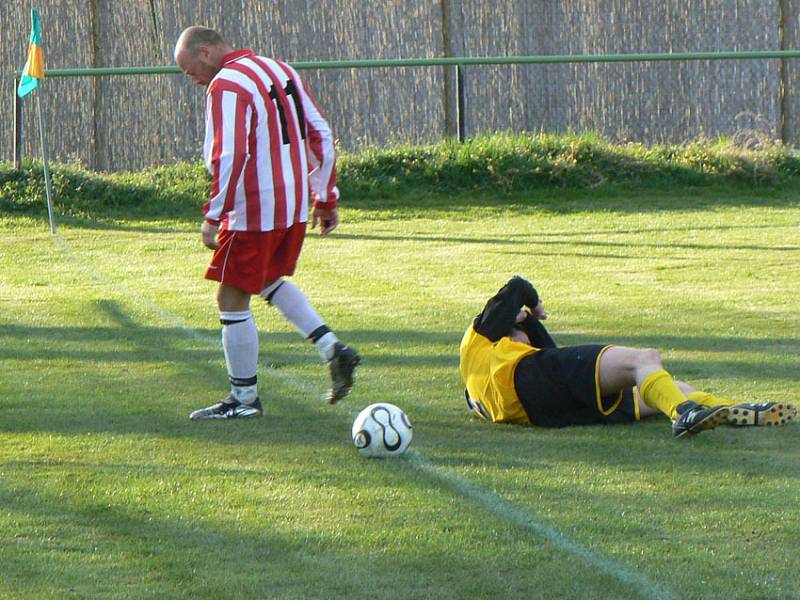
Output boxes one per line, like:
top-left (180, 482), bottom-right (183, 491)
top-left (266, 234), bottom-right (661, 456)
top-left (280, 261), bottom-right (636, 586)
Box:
top-left (3, 0), bottom-right (800, 171)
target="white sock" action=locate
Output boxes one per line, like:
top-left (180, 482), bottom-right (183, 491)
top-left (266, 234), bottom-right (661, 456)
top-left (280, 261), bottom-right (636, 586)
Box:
top-left (261, 279), bottom-right (323, 334)
top-left (261, 279), bottom-right (338, 360)
top-left (314, 331), bottom-right (338, 361)
top-left (229, 383), bottom-right (258, 404)
top-left (220, 310), bottom-right (258, 403)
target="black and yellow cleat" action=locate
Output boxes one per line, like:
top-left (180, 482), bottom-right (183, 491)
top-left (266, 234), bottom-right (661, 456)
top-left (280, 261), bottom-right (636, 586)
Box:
top-left (726, 402), bottom-right (797, 427)
top-left (672, 401), bottom-right (730, 438)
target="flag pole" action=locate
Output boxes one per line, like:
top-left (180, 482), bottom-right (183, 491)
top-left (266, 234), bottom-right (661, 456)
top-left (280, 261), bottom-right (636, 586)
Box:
top-left (13, 77), bottom-right (23, 171)
top-left (35, 89), bottom-right (56, 234)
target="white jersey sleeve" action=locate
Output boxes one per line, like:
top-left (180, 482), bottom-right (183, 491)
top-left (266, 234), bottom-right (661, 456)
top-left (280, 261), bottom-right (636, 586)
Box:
top-left (202, 83), bottom-right (252, 224)
top-left (281, 62), bottom-right (339, 207)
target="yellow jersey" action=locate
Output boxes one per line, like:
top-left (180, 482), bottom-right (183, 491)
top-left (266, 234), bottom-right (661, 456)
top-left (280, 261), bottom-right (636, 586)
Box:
top-left (459, 323), bottom-right (538, 424)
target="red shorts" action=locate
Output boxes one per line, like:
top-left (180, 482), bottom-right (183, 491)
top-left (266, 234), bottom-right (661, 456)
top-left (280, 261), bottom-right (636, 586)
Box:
top-left (205, 223), bottom-right (307, 294)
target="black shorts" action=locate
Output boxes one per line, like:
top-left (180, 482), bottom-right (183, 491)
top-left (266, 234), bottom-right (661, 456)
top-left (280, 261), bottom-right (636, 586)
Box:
top-left (514, 344), bottom-right (639, 427)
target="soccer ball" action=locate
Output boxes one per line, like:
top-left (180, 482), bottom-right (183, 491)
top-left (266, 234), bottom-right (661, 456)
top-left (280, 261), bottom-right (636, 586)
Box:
top-left (352, 403), bottom-right (413, 458)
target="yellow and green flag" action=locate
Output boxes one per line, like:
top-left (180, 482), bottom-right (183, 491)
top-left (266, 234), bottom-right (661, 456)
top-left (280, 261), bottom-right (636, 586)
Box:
top-left (18, 9), bottom-right (45, 98)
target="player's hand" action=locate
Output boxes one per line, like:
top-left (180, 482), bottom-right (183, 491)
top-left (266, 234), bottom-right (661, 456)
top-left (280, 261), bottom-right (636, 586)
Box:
top-left (312, 206), bottom-right (339, 236)
top-left (532, 300), bottom-right (547, 320)
top-left (201, 220), bottom-right (220, 250)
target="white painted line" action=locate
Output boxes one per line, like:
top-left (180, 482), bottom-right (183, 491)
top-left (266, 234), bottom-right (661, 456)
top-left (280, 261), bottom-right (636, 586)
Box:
top-left (406, 451), bottom-right (676, 600)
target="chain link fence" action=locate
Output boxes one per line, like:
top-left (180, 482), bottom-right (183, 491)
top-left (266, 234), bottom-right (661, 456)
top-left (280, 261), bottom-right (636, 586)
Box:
top-left (3, 0), bottom-right (800, 172)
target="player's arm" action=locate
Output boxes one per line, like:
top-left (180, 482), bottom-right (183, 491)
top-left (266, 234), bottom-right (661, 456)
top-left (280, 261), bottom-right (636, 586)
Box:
top-left (517, 312), bottom-right (557, 348)
top-left (474, 276), bottom-right (540, 342)
top-left (281, 62), bottom-right (339, 234)
top-left (201, 82), bottom-right (252, 248)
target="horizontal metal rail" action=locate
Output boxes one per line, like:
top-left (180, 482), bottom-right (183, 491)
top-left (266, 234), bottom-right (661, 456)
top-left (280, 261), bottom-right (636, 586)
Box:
top-left (26, 49), bottom-right (800, 78)
top-left (14, 49), bottom-right (800, 169)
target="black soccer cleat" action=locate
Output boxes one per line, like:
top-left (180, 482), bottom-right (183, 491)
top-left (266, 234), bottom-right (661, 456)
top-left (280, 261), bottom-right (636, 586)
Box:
top-left (672, 401), bottom-right (730, 438)
top-left (326, 342), bottom-right (361, 404)
top-left (189, 396), bottom-right (263, 420)
top-left (726, 402), bottom-right (797, 427)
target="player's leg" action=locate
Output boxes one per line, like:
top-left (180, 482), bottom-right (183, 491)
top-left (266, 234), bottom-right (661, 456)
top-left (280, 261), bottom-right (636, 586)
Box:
top-left (259, 223), bottom-right (360, 403)
top-left (191, 230), bottom-right (267, 420)
top-left (672, 380), bottom-right (730, 407)
top-left (516, 345), bottom-right (646, 427)
top-left (598, 346), bottom-right (728, 437)
top-left (190, 283), bottom-right (263, 419)
top-left (599, 346), bottom-right (691, 417)
top-left (261, 277), bottom-right (337, 358)
top-left (218, 284), bottom-right (261, 405)
top-left (262, 276), bottom-right (360, 403)
top-left (634, 390), bottom-right (661, 419)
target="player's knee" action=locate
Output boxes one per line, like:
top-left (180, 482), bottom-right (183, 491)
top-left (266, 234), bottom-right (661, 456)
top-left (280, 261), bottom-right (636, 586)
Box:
top-left (635, 348), bottom-right (662, 368)
top-left (259, 278), bottom-right (285, 303)
top-left (216, 283), bottom-right (251, 312)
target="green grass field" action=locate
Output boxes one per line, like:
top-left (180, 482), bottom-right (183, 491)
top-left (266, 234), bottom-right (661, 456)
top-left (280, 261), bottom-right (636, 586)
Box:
top-left (1, 180), bottom-right (799, 598)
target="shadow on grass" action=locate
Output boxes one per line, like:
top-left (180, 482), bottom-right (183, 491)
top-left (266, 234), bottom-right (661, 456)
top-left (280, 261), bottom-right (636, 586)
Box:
top-left (1, 471), bottom-right (531, 599)
top-left (0, 298), bottom-right (348, 445)
top-left (45, 211), bottom-right (800, 254)
top-left (57, 217), bottom-right (195, 234)
top-left (1, 297), bottom-right (798, 445)
top-left (3, 321), bottom-right (798, 368)
top-left (418, 410), bottom-right (800, 483)
top-left (329, 231), bottom-right (800, 254)
top-left (342, 183), bottom-right (800, 214)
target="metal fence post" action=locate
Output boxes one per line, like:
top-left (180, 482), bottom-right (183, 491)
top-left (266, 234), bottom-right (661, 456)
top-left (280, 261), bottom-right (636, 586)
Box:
top-left (779, 0), bottom-right (789, 145)
top-left (455, 64), bottom-right (465, 142)
top-left (441, 0), bottom-right (465, 142)
top-left (13, 77), bottom-right (23, 170)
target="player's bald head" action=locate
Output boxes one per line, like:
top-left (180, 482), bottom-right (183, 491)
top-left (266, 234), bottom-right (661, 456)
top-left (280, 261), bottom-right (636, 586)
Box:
top-left (174, 26), bottom-right (232, 86)
top-left (175, 26), bottom-right (225, 59)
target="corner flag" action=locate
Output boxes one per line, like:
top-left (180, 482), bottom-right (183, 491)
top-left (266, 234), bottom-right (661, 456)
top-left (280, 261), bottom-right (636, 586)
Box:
top-left (17, 8), bottom-right (56, 233)
top-left (18, 9), bottom-right (45, 98)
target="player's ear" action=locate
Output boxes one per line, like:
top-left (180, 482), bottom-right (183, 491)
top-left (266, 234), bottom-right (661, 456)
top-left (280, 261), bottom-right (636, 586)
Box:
top-left (196, 45), bottom-right (212, 64)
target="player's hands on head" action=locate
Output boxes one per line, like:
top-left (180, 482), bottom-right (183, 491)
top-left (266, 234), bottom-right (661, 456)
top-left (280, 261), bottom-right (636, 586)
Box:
top-left (200, 220), bottom-right (220, 250)
top-left (312, 206), bottom-right (339, 236)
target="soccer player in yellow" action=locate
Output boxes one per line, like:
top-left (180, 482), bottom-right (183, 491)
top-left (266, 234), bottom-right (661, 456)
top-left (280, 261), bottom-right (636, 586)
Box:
top-left (459, 276), bottom-right (796, 438)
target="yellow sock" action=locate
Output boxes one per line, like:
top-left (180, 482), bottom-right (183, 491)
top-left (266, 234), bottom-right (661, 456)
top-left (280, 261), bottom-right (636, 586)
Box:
top-left (640, 369), bottom-right (688, 419)
top-left (686, 390), bottom-right (734, 407)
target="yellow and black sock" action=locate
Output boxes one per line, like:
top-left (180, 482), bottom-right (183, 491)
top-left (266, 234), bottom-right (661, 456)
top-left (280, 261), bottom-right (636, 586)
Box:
top-left (640, 369), bottom-right (689, 419)
top-left (686, 390), bottom-right (734, 408)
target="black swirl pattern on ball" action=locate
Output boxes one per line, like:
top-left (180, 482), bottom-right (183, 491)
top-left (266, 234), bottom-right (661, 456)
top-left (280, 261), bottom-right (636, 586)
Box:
top-left (371, 406), bottom-right (402, 451)
top-left (354, 430), bottom-right (371, 449)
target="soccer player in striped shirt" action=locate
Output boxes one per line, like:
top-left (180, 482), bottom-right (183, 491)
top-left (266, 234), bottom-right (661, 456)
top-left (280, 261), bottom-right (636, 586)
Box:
top-left (460, 277), bottom-right (796, 437)
top-left (174, 26), bottom-right (360, 419)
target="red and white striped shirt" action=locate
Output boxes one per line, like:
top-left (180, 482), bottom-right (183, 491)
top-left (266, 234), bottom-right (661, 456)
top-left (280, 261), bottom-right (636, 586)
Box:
top-left (202, 49), bottom-right (339, 231)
